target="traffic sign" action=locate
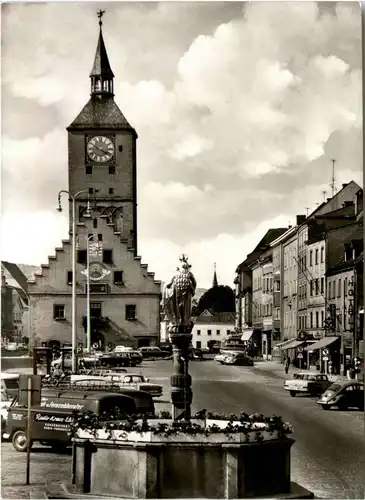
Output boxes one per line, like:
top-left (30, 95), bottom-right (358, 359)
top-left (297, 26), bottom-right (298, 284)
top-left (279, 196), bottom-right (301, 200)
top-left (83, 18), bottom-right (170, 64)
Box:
top-left (323, 348), bottom-right (329, 356)
top-left (298, 346), bottom-right (303, 352)
top-left (323, 356), bottom-right (329, 361)
top-left (297, 353), bottom-right (303, 359)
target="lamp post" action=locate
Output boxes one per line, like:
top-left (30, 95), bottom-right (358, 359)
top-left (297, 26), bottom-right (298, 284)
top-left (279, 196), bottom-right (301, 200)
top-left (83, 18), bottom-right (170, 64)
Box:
top-left (77, 234), bottom-right (100, 353)
top-left (57, 189), bottom-right (89, 373)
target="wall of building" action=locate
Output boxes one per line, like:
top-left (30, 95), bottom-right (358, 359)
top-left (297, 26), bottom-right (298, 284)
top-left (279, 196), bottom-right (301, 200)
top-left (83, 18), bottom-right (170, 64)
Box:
top-left (252, 263), bottom-right (263, 328)
top-left (192, 323), bottom-right (234, 349)
top-left (282, 234), bottom-right (298, 340)
top-left (305, 238), bottom-right (326, 339)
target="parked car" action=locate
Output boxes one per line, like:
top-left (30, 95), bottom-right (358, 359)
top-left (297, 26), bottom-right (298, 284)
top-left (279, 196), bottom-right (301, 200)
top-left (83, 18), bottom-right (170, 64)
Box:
top-left (189, 348), bottom-right (203, 361)
top-left (214, 352), bottom-right (230, 364)
top-left (4, 343), bottom-right (18, 352)
top-left (129, 350), bottom-right (143, 365)
top-left (284, 373), bottom-right (332, 397)
top-left (71, 373), bottom-right (162, 398)
top-left (317, 381), bottom-right (364, 410)
top-left (79, 369), bottom-right (128, 377)
top-left (157, 343), bottom-right (173, 354)
top-left (138, 347), bottom-right (171, 359)
top-left (99, 352), bottom-right (136, 368)
top-left (113, 346), bottom-right (133, 353)
top-left (223, 352), bottom-right (254, 366)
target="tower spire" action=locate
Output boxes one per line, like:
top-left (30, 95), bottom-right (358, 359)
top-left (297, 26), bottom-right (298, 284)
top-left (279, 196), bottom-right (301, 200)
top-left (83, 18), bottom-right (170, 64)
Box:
top-left (90, 10), bottom-right (115, 97)
top-left (213, 262), bottom-right (218, 288)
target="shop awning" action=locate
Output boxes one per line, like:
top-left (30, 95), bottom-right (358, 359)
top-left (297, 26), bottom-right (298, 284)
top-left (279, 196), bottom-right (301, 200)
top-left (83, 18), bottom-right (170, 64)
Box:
top-left (304, 336), bottom-right (340, 352)
top-left (281, 339), bottom-right (306, 350)
top-left (241, 329), bottom-right (254, 341)
top-left (276, 338), bottom-right (295, 348)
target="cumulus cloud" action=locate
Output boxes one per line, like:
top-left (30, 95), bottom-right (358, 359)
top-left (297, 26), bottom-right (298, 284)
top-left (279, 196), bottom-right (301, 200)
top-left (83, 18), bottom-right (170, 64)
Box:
top-left (1, 2), bottom-right (362, 286)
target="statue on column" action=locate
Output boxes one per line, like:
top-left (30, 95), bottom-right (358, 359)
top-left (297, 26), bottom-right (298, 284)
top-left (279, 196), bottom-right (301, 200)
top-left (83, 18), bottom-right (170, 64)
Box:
top-left (162, 254), bottom-right (197, 331)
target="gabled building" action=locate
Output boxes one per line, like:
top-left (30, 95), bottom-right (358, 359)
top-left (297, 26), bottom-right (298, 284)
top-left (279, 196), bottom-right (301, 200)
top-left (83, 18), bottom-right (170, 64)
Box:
top-left (192, 310), bottom-right (235, 350)
top-left (27, 17), bottom-right (161, 350)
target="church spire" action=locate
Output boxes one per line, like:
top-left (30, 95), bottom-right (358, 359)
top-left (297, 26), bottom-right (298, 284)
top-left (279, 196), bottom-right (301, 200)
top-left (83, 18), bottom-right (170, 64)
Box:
top-left (213, 262), bottom-right (218, 287)
top-left (90, 10), bottom-right (115, 97)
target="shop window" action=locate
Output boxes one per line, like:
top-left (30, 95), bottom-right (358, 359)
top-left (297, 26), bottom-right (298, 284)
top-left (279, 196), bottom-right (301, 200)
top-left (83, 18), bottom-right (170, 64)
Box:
top-left (125, 304), bottom-right (136, 321)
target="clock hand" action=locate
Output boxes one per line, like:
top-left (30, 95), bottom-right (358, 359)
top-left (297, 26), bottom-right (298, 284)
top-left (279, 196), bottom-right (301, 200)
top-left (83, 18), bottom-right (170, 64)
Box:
top-left (95, 145), bottom-right (109, 154)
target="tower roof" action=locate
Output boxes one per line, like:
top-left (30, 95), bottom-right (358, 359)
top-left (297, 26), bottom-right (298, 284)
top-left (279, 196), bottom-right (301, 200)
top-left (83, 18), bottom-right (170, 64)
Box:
top-left (67, 97), bottom-right (136, 133)
top-left (90, 28), bottom-right (115, 79)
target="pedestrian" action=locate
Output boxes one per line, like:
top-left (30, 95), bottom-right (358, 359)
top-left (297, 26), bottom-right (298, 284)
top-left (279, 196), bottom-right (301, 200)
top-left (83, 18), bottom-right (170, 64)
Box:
top-left (349, 366), bottom-right (356, 380)
top-left (285, 356), bottom-right (291, 374)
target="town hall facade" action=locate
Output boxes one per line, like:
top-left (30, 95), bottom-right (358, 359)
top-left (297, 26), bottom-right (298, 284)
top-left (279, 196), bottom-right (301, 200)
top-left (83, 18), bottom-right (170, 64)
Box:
top-left (28, 16), bottom-right (161, 349)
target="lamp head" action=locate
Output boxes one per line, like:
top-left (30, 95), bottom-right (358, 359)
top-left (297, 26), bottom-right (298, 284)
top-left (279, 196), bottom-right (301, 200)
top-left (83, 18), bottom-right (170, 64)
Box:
top-left (83, 200), bottom-right (92, 218)
top-left (57, 195), bottom-right (62, 212)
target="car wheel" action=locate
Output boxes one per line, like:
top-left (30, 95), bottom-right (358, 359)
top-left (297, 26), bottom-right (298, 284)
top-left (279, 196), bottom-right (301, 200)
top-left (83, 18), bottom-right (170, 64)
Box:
top-left (12, 430), bottom-right (29, 452)
top-left (289, 391), bottom-right (297, 397)
top-left (321, 404), bottom-right (330, 410)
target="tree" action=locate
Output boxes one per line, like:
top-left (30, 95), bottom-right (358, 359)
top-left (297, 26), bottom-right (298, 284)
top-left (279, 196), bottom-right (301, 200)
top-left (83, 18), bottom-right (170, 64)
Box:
top-left (195, 285), bottom-right (235, 315)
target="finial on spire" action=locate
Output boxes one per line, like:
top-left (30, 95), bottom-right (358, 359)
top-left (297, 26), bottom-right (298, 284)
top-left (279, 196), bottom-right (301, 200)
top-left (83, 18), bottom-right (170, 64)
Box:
top-left (97, 9), bottom-right (105, 27)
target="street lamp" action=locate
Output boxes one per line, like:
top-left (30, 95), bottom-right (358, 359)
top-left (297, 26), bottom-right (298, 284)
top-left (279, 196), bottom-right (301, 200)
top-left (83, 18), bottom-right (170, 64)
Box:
top-left (57, 189), bottom-right (89, 373)
top-left (76, 234), bottom-right (100, 353)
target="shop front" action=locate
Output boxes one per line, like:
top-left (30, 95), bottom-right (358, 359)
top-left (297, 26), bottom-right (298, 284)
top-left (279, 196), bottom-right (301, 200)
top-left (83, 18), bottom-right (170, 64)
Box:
top-left (304, 336), bottom-right (341, 375)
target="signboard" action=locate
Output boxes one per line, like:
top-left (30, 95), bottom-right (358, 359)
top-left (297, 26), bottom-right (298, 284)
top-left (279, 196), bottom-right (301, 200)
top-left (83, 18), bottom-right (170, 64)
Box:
top-left (18, 375), bottom-right (41, 407)
top-left (297, 353), bottom-right (303, 359)
top-left (323, 356), bottom-right (329, 361)
top-left (89, 242), bottom-right (103, 257)
top-left (323, 348), bottom-right (329, 356)
top-left (298, 346), bottom-right (303, 352)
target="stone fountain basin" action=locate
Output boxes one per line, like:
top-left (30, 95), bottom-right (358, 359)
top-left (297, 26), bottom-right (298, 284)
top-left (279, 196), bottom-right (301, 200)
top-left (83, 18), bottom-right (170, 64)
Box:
top-left (72, 419), bottom-right (303, 498)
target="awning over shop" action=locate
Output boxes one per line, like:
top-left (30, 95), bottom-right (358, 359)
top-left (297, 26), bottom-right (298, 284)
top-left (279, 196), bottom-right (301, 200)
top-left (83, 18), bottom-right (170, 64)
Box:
top-left (304, 336), bottom-right (340, 352)
top-left (276, 338), bottom-right (294, 348)
top-left (281, 339), bottom-right (306, 350)
top-left (241, 329), bottom-right (254, 341)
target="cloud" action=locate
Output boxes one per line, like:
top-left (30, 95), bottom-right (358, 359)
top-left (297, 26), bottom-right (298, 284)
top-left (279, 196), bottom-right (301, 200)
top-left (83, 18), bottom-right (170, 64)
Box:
top-left (1, 2), bottom-right (362, 287)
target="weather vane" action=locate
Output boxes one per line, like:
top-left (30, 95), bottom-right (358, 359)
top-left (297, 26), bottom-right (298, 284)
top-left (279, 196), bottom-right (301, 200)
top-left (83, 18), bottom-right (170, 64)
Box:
top-left (97, 9), bottom-right (105, 27)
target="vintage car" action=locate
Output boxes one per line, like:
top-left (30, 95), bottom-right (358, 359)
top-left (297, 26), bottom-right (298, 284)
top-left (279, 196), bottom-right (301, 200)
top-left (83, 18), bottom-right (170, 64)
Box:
top-left (223, 352), bottom-right (254, 366)
top-left (5, 389), bottom-right (139, 452)
top-left (1, 373), bottom-right (20, 397)
top-left (284, 372), bottom-right (332, 397)
top-left (317, 381), bottom-right (364, 410)
top-left (138, 347), bottom-right (171, 359)
top-left (71, 373), bottom-right (162, 397)
top-left (214, 352), bottom-right (235, 364)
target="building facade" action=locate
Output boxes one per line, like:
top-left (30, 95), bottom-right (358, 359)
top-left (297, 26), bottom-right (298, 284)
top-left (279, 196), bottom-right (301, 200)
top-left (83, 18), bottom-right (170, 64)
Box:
top-left (27, 19), bottom-right (161, 349)
top-left (192, 310), bottom-right (235, 350)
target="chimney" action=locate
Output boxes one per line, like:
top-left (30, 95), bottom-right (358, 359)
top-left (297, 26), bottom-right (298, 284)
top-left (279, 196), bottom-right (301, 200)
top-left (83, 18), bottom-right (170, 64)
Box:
top-left (342, 183), bottom-right (348, 189)
top-left (296, 215), bottom-right (306, 225)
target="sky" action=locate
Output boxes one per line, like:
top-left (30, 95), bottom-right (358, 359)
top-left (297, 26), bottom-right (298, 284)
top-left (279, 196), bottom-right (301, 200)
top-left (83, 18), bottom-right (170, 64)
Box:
top-left (1, 1), bottom-right (363, 289)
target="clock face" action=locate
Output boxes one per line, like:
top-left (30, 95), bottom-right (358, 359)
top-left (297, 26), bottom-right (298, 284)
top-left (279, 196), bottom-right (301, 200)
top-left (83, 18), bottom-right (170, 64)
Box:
top-left (87, 136), bottom-right (115, 163)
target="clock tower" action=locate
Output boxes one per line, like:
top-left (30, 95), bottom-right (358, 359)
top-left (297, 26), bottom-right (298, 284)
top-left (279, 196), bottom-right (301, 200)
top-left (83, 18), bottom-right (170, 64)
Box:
top-left (27, 12), bottom-right (161, 351)
top-left (67, 12), bottom-right (137, 254)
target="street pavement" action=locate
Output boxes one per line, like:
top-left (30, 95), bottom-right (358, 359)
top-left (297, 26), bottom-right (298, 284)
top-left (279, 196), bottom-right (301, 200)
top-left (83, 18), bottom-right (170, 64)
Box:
top-left (1, 359), bottom-right (364, 499)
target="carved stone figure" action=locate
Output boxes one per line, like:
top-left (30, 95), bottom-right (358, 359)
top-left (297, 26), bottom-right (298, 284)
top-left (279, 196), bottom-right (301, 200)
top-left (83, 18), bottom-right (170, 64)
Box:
top-left (162, 254), bottom-right (197, 328)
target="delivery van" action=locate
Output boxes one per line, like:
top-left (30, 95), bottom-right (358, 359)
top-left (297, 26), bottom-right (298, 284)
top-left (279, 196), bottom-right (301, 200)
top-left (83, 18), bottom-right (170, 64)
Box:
top-left (6, 389), bottom-right (138, 452)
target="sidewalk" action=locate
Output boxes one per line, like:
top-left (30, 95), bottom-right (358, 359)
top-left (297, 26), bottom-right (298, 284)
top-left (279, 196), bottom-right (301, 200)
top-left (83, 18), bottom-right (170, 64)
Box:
top-left (253, 359), bottom-right (346, 382)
